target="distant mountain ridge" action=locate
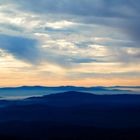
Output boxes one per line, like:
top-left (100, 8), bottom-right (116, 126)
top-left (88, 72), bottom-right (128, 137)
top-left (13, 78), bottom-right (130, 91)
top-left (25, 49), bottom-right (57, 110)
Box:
top-left (0, 86), bottom-right (139, 100)
top-left (0, 85), bottom-right (134, 91)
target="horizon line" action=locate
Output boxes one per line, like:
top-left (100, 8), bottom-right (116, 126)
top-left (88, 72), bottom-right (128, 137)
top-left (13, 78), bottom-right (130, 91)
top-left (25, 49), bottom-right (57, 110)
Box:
top-left (0, 85), bottom-right (140, 88)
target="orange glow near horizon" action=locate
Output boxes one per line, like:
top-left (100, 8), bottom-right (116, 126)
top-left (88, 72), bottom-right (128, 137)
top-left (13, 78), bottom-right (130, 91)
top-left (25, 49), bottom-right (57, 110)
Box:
top-left (0, 77), bottom-right (139, 87)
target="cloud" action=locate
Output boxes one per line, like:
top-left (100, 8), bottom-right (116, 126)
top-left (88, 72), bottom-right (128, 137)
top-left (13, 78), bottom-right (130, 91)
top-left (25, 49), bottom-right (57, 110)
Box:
top-left (0, 0), bottom-right (140, 85)
top-left (0, 34), bottom-right (97, 67)
top-left (0, 33), bottom-right (139, 69)
top-left (12, 0), bottom-right (136, 18)
top-left (1, 0), bottom-right (140, 44)
top-left (0, 34), bottom-right (41, 64)
top-left (66, 71), bottom-right (140, 80)
top-left (3, 0), bottom-right (138, 41)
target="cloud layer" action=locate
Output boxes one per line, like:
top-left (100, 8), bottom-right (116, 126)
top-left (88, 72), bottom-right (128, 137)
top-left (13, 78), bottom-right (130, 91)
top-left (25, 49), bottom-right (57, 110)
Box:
top-left (0, 0), bottom-right (140, 86)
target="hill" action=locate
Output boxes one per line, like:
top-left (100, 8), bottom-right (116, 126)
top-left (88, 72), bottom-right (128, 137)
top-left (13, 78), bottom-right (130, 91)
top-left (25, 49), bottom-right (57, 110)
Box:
top-left (0, 91), bottom-right (140, 140)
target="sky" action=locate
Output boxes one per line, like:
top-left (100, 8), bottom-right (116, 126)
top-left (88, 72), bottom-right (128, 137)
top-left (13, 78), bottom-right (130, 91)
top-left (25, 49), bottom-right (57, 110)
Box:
top-left (0, 0), bottom-right (140, 87)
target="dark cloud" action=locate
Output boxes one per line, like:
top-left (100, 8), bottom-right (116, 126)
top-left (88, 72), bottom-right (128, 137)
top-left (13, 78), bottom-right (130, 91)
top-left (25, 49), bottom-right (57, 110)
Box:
top-left (1, 0), bottom-right (140, 44)
top-left (9, 0), bottom-right (140, 42)
top-left (0, 23), bottom-right (24, 33)
top-left (13, 0), bottom-right (137, 18)
top-left (0, 34), bottom-right (41, 64)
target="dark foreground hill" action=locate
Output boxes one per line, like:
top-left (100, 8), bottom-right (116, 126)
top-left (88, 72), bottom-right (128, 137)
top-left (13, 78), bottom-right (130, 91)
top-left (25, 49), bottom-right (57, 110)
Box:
top-left (0, 91), bottom-right (140, 140)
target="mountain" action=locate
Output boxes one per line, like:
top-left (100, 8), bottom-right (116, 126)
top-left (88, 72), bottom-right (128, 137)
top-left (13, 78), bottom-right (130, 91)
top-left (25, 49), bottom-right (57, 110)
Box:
top-left (0, 85), bottom-right (134, 100)
top-left (0, 91), bottom-right (140, 140)
top-left (0, 91), bottom-right (140, 125)
top-left (0, 85), bottom-right (129, 91)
